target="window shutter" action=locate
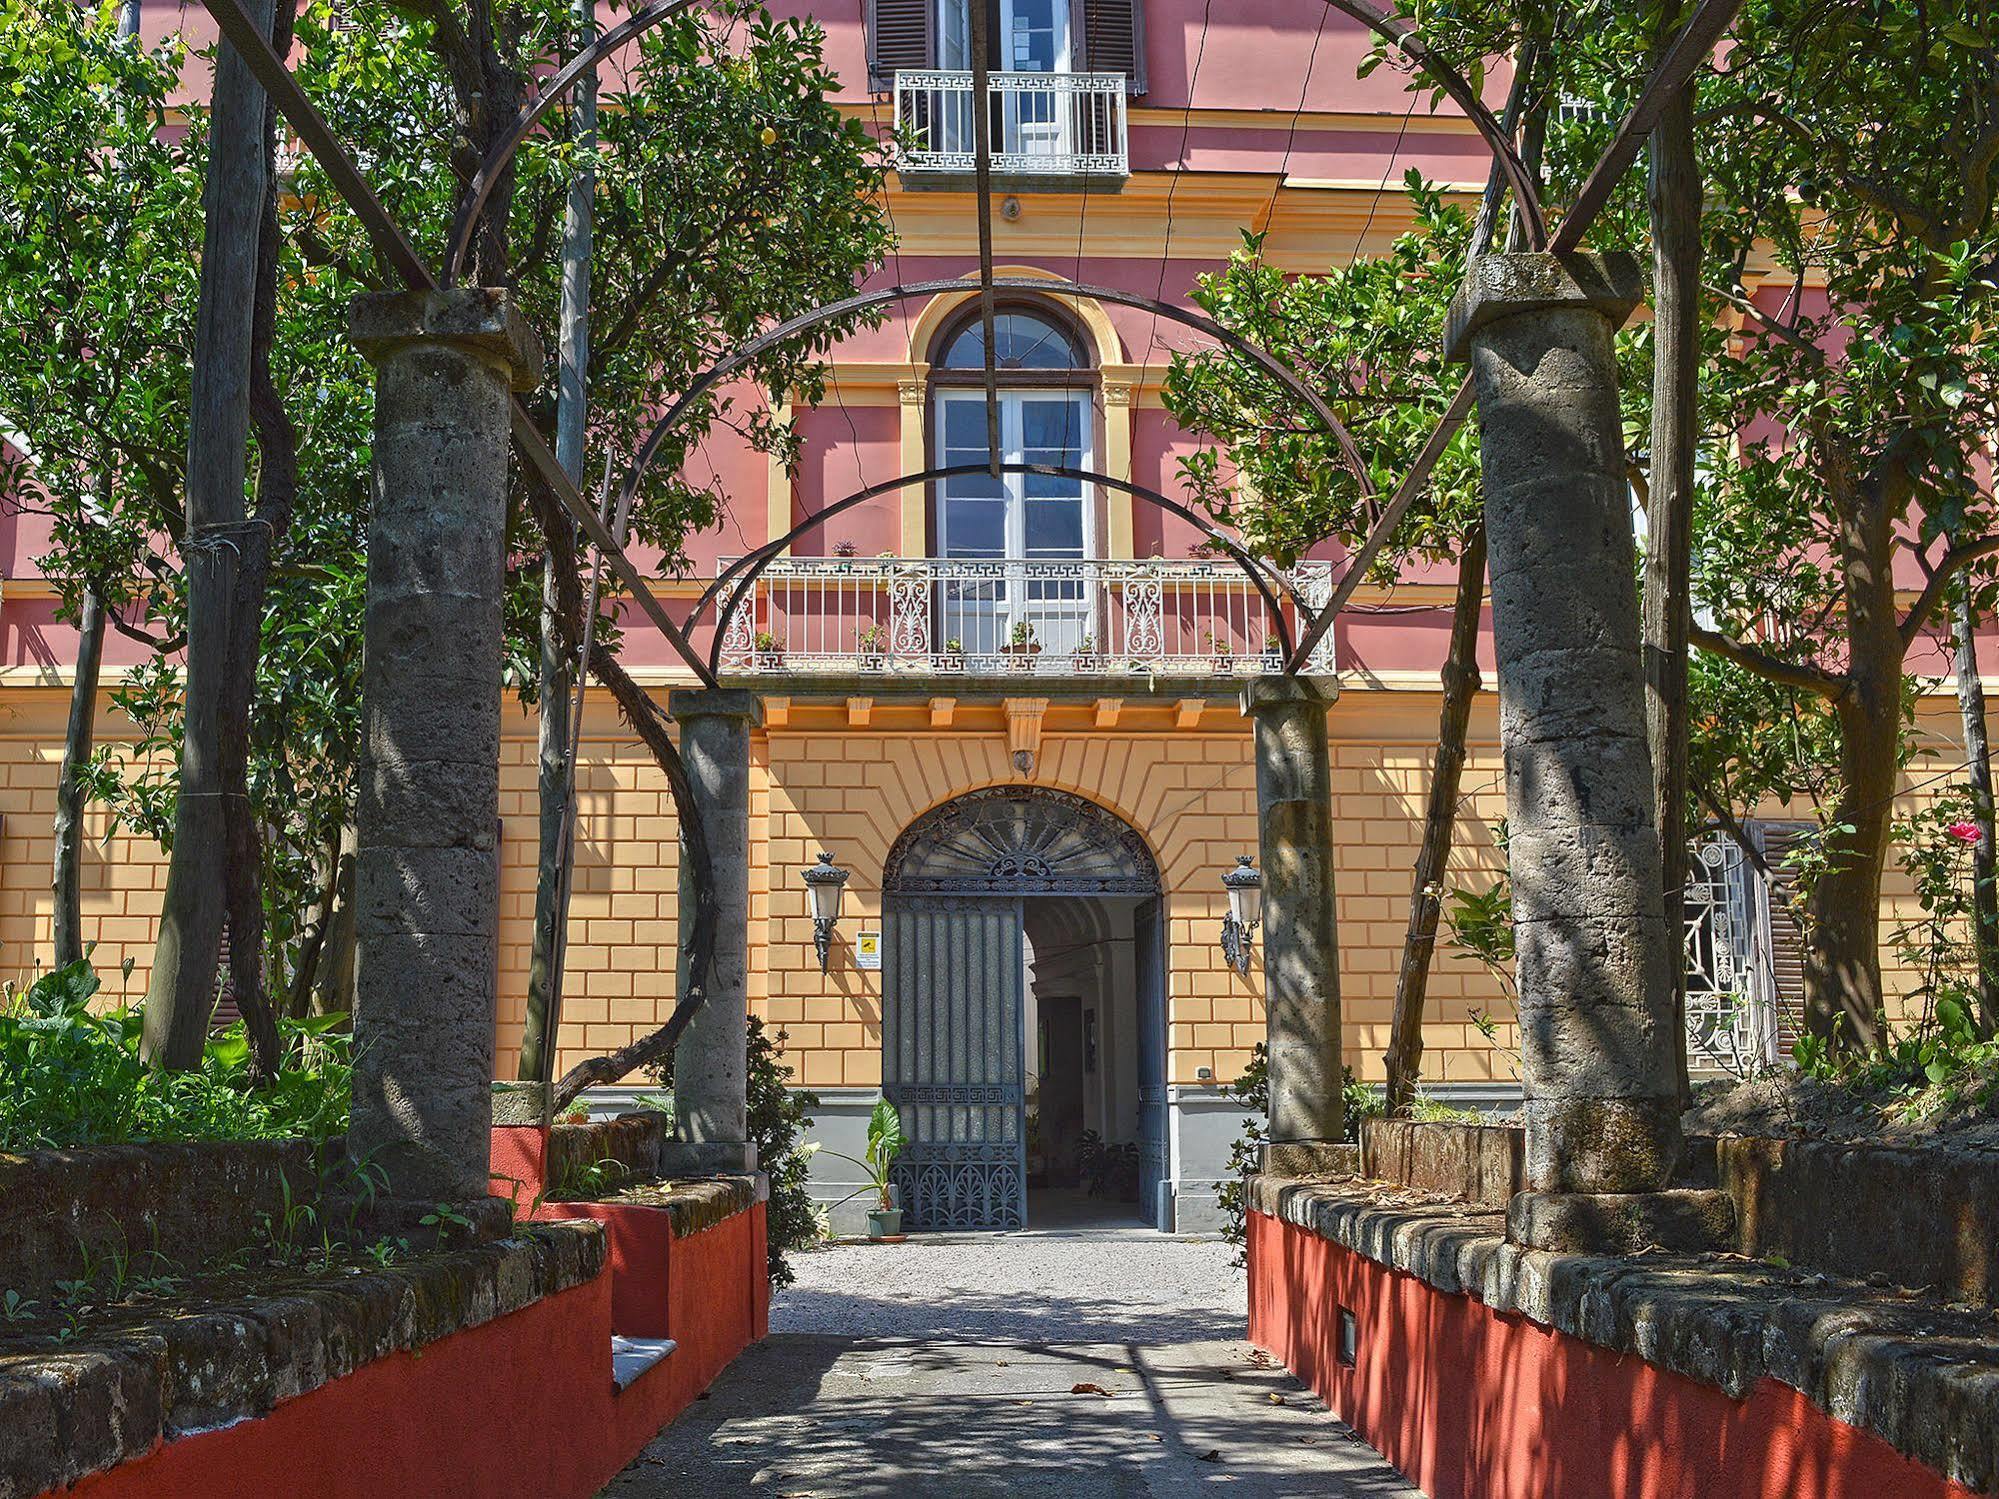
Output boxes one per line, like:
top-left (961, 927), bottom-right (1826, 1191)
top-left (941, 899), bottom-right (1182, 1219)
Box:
top-left (868, 0), bottom-right (933, 92)
top-left (1082, 0), bottom-right (1147, 94)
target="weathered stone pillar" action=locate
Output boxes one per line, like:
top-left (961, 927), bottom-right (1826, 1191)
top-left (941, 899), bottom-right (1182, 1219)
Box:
top-left (662, 688), bottom-right (761, 1174)
top-left (1243, 677), bottom-right (1346, 1173)
top-left (347, 289), bottom-right (542, 1208)
top-left (1444, 252), bottom-right (1683, 1196)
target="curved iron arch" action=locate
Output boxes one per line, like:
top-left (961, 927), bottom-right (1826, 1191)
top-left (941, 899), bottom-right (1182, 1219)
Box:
top-left (625, 275), bottom-right (1377, 524)
top-left (443, 0), bottom-right (1546, 284)
top-left (882, 784), bottom-right (1161, 896)
top-left (695, 462), bottom-right (1304, 679)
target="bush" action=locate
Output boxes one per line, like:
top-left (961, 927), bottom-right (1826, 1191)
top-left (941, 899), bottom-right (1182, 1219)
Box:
top-left (648, 1013), bottom-right (821, 1289)
top-left (0, 959), bottom-right (353, 1151)
top-left (1215, 1043), bottom-right (1378, 1265)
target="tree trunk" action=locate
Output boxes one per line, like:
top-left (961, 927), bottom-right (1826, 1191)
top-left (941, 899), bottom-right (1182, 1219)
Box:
top-left (140, 0), bottom-right (277, 1070)
top-left (1804, 457), bottom-right (1902, 1051)
top-left (521, 564), bottom-right (574, 1081)
top-left (52, 586), bottom-right (106, 970)
top-left (311, 822), bottom-right (358, 1020)
top-left (1953, 575), bottom-right (1999, 1033)
top-left (1643, 68), bottom-right (1702, 1105)
top-left (521, 7), bottom-right (597, 1081)
top-left (1384, 526), bottom-right (1486, 1115)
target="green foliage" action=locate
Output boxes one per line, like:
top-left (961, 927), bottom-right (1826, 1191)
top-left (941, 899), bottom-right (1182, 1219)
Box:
top-left (1075, 1130), bottom-right (1139, 1201)
top-left (822, 1096), bottom-right (907, 1214)
top-left (1163, 176), bottom-right (1482, 568)
top-left (1215, 1043), bottom-right (1379, 1265)
top-left (544, 1156), bottom-right (631, 1202)
top-left (648, 1014), bottom-right (822, 1288)
top-left (747, 1018), bottom-right (824, 1287)
top-left (0, 960), bottom-right (352, 1151)
top-left (0, 0), bottom-right (891, 1016)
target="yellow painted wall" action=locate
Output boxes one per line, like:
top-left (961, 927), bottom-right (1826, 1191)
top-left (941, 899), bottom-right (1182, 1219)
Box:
top-left (0, 681), bottom-right (1972, 1094)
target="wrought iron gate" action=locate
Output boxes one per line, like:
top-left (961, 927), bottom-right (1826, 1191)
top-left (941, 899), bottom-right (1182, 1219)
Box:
top-left (883, 895), bottom-right (1027, 1231)
top-left (880, 786), bottom-right (1164, 1233)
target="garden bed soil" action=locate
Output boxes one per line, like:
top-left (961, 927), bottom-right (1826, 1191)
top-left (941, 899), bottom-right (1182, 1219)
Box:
top-left (1687, 1072), bottom-right (1999, 1152)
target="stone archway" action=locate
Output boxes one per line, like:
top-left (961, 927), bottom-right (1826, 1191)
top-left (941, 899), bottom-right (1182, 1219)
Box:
top-left (881, 787), bottom-right (1167, 1231)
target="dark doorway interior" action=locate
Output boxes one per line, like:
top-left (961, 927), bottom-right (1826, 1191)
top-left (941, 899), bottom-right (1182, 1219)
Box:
top-left (1033, 995), bottom-right (1086, 1188)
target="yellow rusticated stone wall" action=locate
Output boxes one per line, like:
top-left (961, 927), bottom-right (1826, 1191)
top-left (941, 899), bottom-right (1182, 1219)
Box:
top-left (0, 679), bottom-right (1972, 1092)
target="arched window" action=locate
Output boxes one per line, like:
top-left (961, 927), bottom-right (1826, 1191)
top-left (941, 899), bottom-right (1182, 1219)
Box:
top-left (929, 301), bottom-right (1097, 654)
top-left (939, 309), bottom-right (1087, 372)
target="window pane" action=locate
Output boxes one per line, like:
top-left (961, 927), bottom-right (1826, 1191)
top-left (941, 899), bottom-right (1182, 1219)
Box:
top-left (944, 496), bottom-right (1005, 555)
top-left (1024, 498), bottom-right (1083, 554)
top-left (1021, 397), bottom-right (1082, 453)
top-left (943, 399), bottom-right (990, 449)
top-left (941, 312), bottom-right (1082, 370)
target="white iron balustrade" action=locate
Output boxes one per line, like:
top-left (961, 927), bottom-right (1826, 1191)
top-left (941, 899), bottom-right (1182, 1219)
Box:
top-left (717, 557), bottom-right (1335, 679)
top-left (893, 71), bottom-right (1130, 188)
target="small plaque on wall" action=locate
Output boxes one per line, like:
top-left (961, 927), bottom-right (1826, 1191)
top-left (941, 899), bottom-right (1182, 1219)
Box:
top-left (855, 931), bottom-right (882, 970)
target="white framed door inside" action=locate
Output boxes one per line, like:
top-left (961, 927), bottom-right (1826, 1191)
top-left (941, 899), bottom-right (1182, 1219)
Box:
top-left (937, 388), bottom-right (1095, 654)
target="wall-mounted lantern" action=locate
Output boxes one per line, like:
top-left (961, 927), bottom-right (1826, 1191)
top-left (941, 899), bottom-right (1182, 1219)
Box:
top-left (1220, 854), bottom-right (1262, 977)
top-left (802, 851), bottom-right (851, 973)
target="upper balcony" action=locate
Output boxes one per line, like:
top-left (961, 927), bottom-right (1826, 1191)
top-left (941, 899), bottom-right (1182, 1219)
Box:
top-left (893, 71), bottom-right (1130, 192)
top-left (715, 555), bottom-right (1334, 694)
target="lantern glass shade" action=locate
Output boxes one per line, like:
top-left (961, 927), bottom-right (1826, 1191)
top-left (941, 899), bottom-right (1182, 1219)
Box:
top-left (803, 852), bottom-right (849, 924)
top-left (1224, 855), bottom-right (1262, 930)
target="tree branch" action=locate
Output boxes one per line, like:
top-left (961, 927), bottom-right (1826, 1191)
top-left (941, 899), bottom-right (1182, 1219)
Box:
top-left (1691, 621), bottom-right (1845, 699)
top-left (1901, 532), bottom-right (1999, 646)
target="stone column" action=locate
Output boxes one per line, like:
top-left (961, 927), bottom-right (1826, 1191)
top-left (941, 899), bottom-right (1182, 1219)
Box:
top-left (1444, 252), bottom-right (1683, 1196)
top-left (1243, 676), bottom-right (1346, 1173)
top-left (662, 688), bottom-right (761, 1174)
top-left (347, 289), bottom-right (542, 1208)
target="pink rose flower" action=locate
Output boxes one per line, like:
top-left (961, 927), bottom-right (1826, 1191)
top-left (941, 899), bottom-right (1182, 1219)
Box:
top-left (1947, 821), bottom-right (1982, 846)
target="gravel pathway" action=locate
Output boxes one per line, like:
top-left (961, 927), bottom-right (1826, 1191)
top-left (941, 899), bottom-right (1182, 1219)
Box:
top-left (606, 1198), bottom-right (1420, 1496)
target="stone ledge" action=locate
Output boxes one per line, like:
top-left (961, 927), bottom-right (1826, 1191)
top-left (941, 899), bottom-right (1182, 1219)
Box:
top-left (583, 1175), bottom-right (760, 1238)
top-left (1250, 1174), bottom-right (1999, 1495)
top-left (0, 1221), bottom-right (605, 1499)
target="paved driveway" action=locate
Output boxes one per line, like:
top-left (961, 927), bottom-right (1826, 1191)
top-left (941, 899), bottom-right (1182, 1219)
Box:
top-left (605, 1205), bottom-right (1420, 1497)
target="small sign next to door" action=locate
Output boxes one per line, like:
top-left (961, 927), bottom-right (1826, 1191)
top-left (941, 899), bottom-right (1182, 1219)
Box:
top-left (855, 931), bottom-right (882, 970)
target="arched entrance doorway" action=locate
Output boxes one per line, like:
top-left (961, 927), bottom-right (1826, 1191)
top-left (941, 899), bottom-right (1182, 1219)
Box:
top-left (881, 786), bottom-right (1167, 1232)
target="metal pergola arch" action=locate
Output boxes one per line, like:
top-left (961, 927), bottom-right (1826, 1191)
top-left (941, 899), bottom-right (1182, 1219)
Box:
top-left (620, 272), bottom-right (1376, 524)
top-left (693, 462), bottom-right (1310, 679)
top-left (439, 0), bottom-right (1550, 288)
top-left (197, 0), bottom-right (1743, 684)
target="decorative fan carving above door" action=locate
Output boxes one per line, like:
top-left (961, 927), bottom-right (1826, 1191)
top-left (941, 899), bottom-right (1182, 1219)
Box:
top-left (882, 786), bottom-right (1159, 896)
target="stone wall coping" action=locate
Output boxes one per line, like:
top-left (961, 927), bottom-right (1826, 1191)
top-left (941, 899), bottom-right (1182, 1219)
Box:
top-left (0, 1221), bottom-right (605, 1499)
top-left (571, 1174), bottom-right (762, 1237)
top-left (1250, 1173), bottom-right (1999, 1495)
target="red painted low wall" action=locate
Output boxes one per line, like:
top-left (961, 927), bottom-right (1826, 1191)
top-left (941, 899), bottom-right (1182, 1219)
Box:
top-left (492, 1123), bottom-right (771, 1344)
top-left (58, 1194), bottom-right (767, 1498)
top-left (1247, 1209), bottom-right (1979, 1499)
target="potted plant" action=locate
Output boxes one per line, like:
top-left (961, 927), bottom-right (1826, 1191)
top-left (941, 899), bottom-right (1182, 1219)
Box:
top-left (832, 538), bottom-right (859, 558)
top-left (1000, 619), bottom-right (1041, 667)
top-left (857, 621), bottom-right (887, 670)
top-left (753, 629), bottom-right (784, 668)
top-left (941, 637), bottom-right (965, 672)
top-left (826, 1098), bottom-right (908, 1240)
top-left (1206, 631), bottom-right (1235, 674)
top-left (1073, 631), bottom-right (1101, 671)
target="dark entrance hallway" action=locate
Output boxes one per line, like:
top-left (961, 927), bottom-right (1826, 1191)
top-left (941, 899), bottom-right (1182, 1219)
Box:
top-left (880, 787), bottom-right (1168, 1233)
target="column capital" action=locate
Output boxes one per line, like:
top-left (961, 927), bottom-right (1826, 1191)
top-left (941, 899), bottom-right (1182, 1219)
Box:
top-left (668, 686), bottom-right (764, 727)
top-left (1240, 674), bottom-right (1338, 720)
top-left (1443, 251), bottom-right (1645, 363)
top-left (350, 287), bottom-right (545, 390)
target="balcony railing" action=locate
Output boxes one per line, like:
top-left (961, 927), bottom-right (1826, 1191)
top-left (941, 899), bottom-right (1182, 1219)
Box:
top-left (893, 71), bottom-right (1129, 188)
top-left (716, 557), bottom-right (1335, 682)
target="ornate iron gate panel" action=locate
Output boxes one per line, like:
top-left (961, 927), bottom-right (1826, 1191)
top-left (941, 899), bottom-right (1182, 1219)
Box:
top-left (884, 895), bottom-right (1027, 1231)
